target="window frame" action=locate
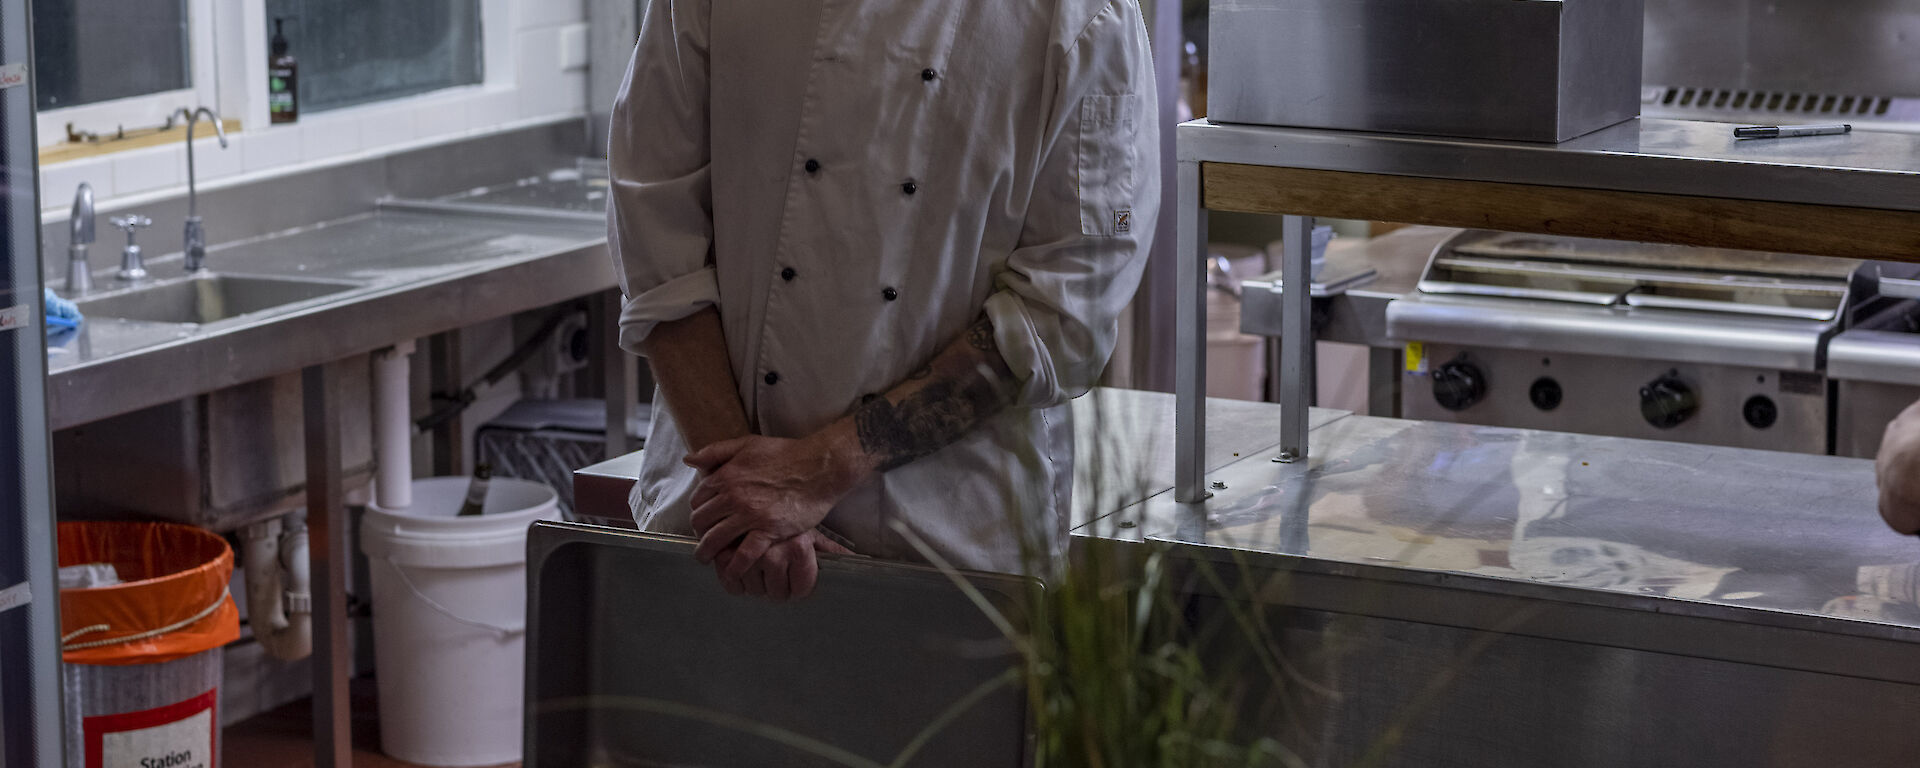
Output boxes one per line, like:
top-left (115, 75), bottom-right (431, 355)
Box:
top-left (34, 0), bottom-right (222, 148)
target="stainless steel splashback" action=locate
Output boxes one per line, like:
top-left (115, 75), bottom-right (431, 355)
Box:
top-left (1643, 0), bottom-right (1920, 129)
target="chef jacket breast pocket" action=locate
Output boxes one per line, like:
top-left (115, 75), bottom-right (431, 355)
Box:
top-left (1077, 93), bottom-right (1138, 238)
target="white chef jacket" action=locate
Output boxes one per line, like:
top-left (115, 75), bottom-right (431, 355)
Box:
top-left (608, 0), bottom-right (1160, 573)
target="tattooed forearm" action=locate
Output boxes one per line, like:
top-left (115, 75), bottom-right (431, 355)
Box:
top-left (966, 317), bottom-right (995, 352)
top-left (854, 315), bottom-right (1016, 472)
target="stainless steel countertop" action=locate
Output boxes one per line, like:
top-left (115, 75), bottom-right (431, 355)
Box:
top-left (570, 386), bottom-right (1920, 653)
top-left (1181, 118), bottom-right (1920, 212)
top-left (436, 169), bottom-right (609, 214)
top-left (1083, 403), bottom-right (1920, 646)
top-left (47, 207), bottom-right (611, 429)
top-left (568, 388), bottom-right (1351, 529)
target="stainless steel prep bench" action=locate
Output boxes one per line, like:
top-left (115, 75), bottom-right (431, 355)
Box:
top-left (574, 388), bottom-right (1920, 764)
top-left (1084, 402), bottom-right (1920, 766)
top-left (1164, 117), bottom-right (1920, 764)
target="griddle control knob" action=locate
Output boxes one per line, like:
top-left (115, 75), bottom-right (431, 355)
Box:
top-left (1432, 358), bottom-right (1487, 412)
top-left (1529, 377), bottom-right (1564, 412)
top-left (1639, 372), bottom-right (1697, 430)
top-left (1743, 395), bottom-right (1779, 430)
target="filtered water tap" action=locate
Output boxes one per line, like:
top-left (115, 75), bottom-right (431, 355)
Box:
top-left (171, 106), bottom-right (229, 273)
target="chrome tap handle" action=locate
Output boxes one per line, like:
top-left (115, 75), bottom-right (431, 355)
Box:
top-left (110, 214), bottom-right (152, 237)
top-left (111, 214), bottom-right (153, 282)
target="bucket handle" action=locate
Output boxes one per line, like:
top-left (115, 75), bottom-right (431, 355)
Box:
top-left (378, 558), bottom-right (525, 637)
top-left (62, 587), bottom-right (231, 652)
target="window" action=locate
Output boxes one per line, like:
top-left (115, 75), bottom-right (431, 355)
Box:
top-left (264, 0), bottom-right (484, 114)
top-left (31, 0), bottom-right (217, 149)
top-left (31, 0), bottom-right (191, 111)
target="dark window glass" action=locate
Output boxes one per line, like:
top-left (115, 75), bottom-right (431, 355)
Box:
top-left (32, 0), bottom-right (192, 110)
top-left (264, 0), bottom-right (484, 113)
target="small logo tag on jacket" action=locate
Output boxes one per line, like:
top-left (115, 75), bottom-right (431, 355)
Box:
top-left (1114, 209), bottom-right (1131, 234)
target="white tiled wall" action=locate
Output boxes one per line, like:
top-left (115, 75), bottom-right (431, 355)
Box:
top-left (38, 0), bottom-right (592, 215)
top-left (112, 146), bottom-right (186, 197)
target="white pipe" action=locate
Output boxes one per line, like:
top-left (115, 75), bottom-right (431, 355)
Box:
top-left (278, 517), bottom-right (312, 659)
top-left (239, 516), bottom-right (312, 661)
top-left (374, 341), bottom-right (418, 510)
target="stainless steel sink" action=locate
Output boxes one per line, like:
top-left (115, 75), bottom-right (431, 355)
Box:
top-left (77, 274), bottom-right (360, 326)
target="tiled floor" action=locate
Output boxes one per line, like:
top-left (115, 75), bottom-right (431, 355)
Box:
top-left (224, 677), bottom-right (519, 768)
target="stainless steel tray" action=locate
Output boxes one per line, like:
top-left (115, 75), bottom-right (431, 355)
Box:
top-left (525, 523), bottom-right (1036, 767)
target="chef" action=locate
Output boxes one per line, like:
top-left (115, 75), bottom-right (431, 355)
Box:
top-left (607, 0), bottom-right (1160, 600)
top-left (1877, 401), bottom-right (1920, 535)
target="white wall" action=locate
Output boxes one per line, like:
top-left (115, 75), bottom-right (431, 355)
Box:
top-left (38, 0), bottom-right (591, 215)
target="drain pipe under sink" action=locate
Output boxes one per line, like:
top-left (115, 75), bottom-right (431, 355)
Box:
top-left (374, 341), bottom-right (417, 510)
top-left (240, 514), bottom-right (313, 661)
top-left (240, 341), bottom-right (415, 661)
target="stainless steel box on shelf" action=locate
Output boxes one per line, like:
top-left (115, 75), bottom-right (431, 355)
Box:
top-left (1208, 0), bottom-right (1645, 142)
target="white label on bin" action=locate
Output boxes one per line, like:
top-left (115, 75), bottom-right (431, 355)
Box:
top-left (0, 63), bottom-right (25, 91)
top-left (0, 304), bottom-right (28, 333)
top-left (85, 689), bottom-right (216, 768)
top-left (0, 582), bottom-right (29, 615)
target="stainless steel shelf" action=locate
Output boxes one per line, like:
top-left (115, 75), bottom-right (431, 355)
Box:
top-left (1880, 275), bottom-right (1920, 300)
top-left (1182, 117), bottom-right (1920, 213)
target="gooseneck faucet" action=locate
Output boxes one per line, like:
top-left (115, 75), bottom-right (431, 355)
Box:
top-left (171, 106), bottom-right (229, 273)
top-left (66, 182), bottom-right (95, 295)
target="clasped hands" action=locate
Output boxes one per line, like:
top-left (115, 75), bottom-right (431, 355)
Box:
top-left (684, 427), bottom-right (868, 601)
top-left (1879, 400), bottom-right (1920, 536)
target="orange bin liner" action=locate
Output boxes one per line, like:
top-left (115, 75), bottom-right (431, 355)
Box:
top-left (58, 522), bottom-right (241, 666)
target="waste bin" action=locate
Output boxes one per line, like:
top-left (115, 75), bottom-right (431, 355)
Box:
top-left (363, 477), bottom-right (560, 767)
top-left (58, 522), bottom-right (241, 768)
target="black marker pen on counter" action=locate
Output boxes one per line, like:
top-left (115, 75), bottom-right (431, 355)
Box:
top-left (1734, 123), bottom-right (1852, 139)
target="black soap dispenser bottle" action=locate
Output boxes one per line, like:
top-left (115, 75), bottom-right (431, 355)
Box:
top-left (269, 18), bottom-right (298, 124)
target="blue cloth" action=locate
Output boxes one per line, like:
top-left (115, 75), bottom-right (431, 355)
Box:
top-left (43, 287), bottom-right (81, 329)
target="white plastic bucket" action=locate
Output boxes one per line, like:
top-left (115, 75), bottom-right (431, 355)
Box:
top-left (362, 477), bottom-right (560, 767)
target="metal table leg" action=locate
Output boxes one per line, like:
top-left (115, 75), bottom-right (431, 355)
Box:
top-left (428, 331), bottom-right (464, 476)
top-left (1368, 346), bottom-right (1403, 418)
top-left (593, 290), bottom-right (637, 457)
top-left (303, 362), bottom-right (352, 768)
top-left (1174, 159), bottom-right (1209, 504)
top-left (1277, 215), bottom-right (1316, 462)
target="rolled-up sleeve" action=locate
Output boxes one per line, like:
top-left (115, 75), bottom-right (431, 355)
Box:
top-left (608, 0), bottom-right (715, 355)
top-left (986, 0), bottom-right (1160, 409)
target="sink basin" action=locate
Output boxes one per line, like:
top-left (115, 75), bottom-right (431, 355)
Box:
top-left (77, 274), bottom-right (360, 325)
